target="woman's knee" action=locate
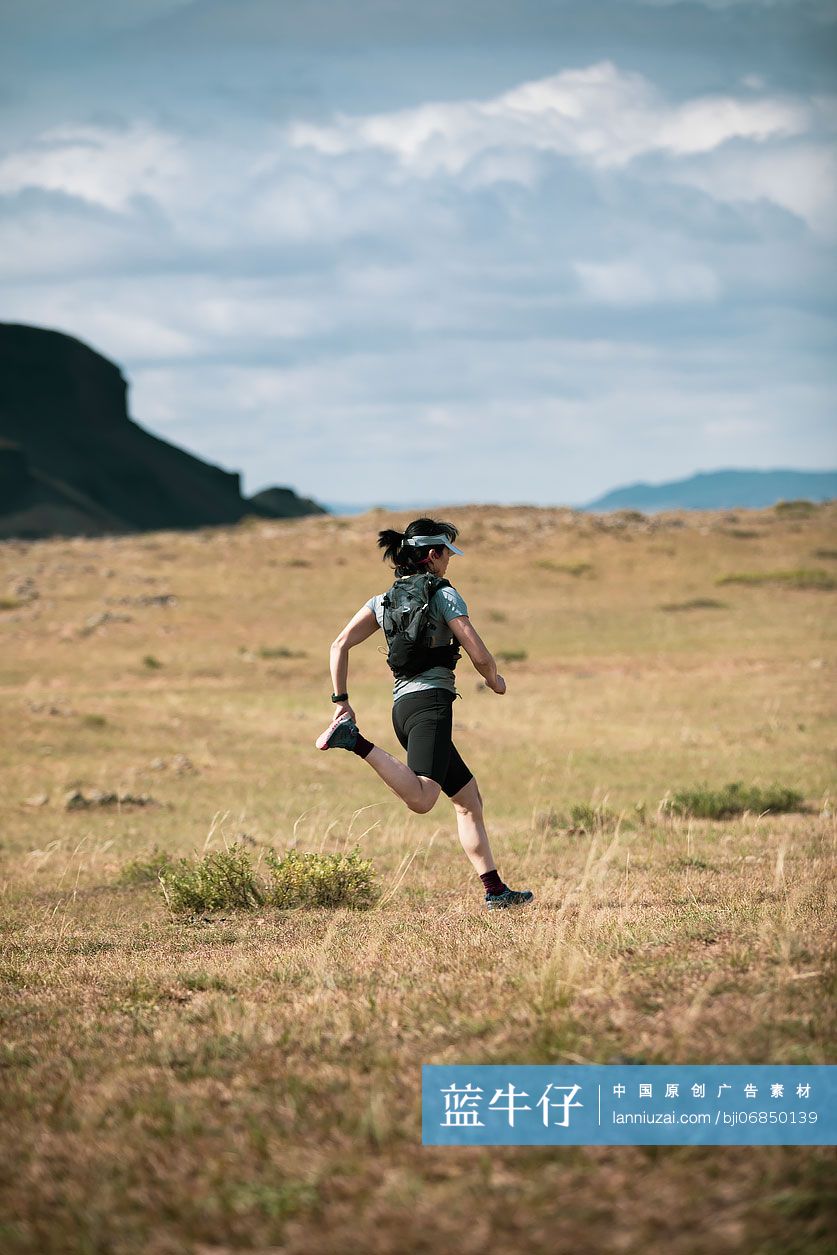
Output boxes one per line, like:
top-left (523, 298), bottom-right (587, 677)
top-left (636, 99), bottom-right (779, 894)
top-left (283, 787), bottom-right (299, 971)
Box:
top-left (451, 776), bottom-right (482, 815)
top-left (408, 779), bottom-right (441, 814)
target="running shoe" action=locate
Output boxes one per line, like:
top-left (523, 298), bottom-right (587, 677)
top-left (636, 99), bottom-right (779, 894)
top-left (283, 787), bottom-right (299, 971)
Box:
top-left (485, 886), bottom-right (534, 910)
top-left (315, 714), bottom-right (359, 751)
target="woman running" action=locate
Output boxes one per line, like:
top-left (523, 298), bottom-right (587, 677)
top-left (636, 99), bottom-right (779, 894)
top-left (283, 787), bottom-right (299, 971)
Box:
top-left (315, 517), bottom-right (534, 909)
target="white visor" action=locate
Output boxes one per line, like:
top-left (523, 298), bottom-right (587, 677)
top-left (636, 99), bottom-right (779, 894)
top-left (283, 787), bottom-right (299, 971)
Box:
top-left (405, 533), bottom-right (464, 555)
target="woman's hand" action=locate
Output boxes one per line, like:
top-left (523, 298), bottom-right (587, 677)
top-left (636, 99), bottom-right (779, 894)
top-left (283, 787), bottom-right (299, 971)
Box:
top-left (449, 616), bottom-right (506, 695)
top-left (332, 701), bottom-right (356, 722)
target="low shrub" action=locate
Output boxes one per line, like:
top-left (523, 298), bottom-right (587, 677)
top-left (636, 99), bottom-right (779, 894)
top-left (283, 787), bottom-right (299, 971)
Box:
top-left (178, 971), bottom-right (231, 992)
top-left (143, 654), bottom-right (163, 670)
top-left (661, 782), bottom-right (805, 820)
top-left (118, 847), bottom-right (174, 886)
top-left (660, 598), bottom-right (726, 612)
top-left (157, 844), bottom-right (378, 915)
top-left (774, 499), bottom-right (817, 514)
top-left (496, 649), bottom-right (528, 663)
top-left (717, 569), bottom-right (836, 591)
top-left (160, 845), bottom-right (263, 914)
top-left (536, 560), bottom-right (594, 577)
top-left (567, 803), bottom-right (616, 833)
top-left (265, 847), bottom-right (378, 910)
top-left (0, 597), bottom-right (22, 611)
top-left (257, 646), bottom-right (307, 659)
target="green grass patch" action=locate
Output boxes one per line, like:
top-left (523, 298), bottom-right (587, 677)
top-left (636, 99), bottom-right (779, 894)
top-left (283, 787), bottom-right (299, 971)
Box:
top-left (662, 782), bottom-right (805, 820)
top-left (223, 1179), bottom-right (318, 1219)
top-left (117, 977), bottom-right (165, 1010)
top-left (813, 548), bottom-right (837, 560)
top-left (265, 847), bottom-right (379, 909)
top-left (0, 597), bottom-right (22, 611)
top-left (496, 649), bottom-right (528, 662)
top-left (160, 845), bottom-right (264, 914)
top-left (567, 802), bottom-right (617, 833)
top-left (257, 646), bottom-right (307, 659)
top-left (158, 844), bottom-right (379, 915)
top-left (536, 560), bottom-right (594, 577)
top-left (143, 654), bottom-right (163, 670)
top-left (717, 569), bottom-right (836, 591)
top-left (774, 499), bottom-right (818, 515)
top-left (118, 847), bottom-right (175, 886)
top-left (659, 598), bottom-right (726, 612)
top-left (81, 713), bottom-right (108, 729)
top-left (178, 971), bottom-right (232, 992)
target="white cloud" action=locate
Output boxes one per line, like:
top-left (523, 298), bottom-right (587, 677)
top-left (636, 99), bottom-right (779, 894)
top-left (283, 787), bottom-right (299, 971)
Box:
top-left (3, 275), bottom-right (332, 364)
top-left (656, 95), bottom-right (807, 155)
top-left (0, 122), bottom-right (183, 212)
top-left (0, 63), bottom-right (831, 274)
top-left (289, 61), bottom-right (810, 174)
top-left (575, 259), bottom-right (721, 305)
top-left (284, 64), bottom-right (836, 235)
top-left (1, 45), bottom-right (833, 504)
top-left (126, 330), bottom-right (834, 503)
top-left (671, 142), bottom-right (837, 236)
top-left (6, 288), bottom-right (198, 360)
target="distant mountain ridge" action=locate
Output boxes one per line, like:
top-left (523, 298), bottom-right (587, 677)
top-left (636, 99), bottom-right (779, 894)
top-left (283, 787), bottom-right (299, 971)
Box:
top-left (0, 323), bottom-right (325, 539)
top-left (584, 469), bottom-right (837, 513)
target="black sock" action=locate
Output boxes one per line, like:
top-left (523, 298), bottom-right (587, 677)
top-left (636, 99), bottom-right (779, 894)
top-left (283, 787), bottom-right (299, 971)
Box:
top-left (351, 731), bottom-right (374, 759)
top-left (480, 868), bottom-right (506, 895)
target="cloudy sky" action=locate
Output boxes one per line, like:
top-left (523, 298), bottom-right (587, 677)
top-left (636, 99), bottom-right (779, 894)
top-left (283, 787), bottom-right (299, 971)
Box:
top-left (1, 1), bottom-right (835, 506)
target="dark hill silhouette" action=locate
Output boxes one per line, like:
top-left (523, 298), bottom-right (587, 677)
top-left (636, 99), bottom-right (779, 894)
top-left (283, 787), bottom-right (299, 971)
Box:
top-left (0, 323), bottom-right (325, 539)
top-left (584, 468), bottom-right (837, 513)
top-left (249, 485), bottom-right (325, 520)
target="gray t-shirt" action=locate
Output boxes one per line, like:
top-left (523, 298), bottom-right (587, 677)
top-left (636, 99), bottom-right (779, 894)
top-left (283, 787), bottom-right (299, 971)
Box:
top-left (365, 583), bottom-right (469, 702)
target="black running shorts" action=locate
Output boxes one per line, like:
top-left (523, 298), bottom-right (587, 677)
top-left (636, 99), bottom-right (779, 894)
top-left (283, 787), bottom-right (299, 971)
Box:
top-left (391, 688), bottom-right (473, 797)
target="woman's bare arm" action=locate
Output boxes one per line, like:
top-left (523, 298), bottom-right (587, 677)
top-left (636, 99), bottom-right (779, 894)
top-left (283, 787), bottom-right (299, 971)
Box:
top-left (328, 605), bottom-right (380, 718)
top-left (448, 615), bottom-right (506, 694)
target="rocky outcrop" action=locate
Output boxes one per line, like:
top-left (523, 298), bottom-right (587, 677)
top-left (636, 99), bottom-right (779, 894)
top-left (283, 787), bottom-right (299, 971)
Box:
top-left (248, 485), bottom-right (324, 520)
top-left (0, 437), bottom-right (131, 539)
top-left (0, 323), bottom-right (326, 538)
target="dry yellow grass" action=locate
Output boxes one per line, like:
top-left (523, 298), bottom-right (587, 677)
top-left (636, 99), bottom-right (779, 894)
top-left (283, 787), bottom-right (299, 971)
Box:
top-left (1, 503), bottom-right (835, 1253)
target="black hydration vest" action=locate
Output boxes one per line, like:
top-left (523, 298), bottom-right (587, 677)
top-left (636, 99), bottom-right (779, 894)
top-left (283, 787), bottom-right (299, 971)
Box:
top-left (381, 574), bottom-right (462, 680)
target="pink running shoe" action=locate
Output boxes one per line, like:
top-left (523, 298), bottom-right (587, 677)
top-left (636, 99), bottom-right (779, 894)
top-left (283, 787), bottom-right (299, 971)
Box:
top-left (315, 714), bottom-right (359, 751)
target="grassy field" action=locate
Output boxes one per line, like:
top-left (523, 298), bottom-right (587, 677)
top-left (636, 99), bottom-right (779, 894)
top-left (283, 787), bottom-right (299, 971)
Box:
top-left (1, 501), bottom-right (835, 1254)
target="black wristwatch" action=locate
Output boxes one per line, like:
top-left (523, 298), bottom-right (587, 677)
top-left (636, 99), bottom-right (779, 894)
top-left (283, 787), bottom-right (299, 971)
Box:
top-left (331, 692), bottom-right (349, 703)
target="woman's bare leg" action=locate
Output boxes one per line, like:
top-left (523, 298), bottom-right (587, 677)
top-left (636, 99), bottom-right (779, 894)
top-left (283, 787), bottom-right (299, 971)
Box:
top-left (364, 746), bottom-right (441, 814)
top-left (450, 776), bottom-right (497, 875)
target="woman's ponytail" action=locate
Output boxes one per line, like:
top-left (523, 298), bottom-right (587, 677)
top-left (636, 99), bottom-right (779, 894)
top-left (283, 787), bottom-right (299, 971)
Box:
top-left (377, 528), bottom-right (405, 567)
